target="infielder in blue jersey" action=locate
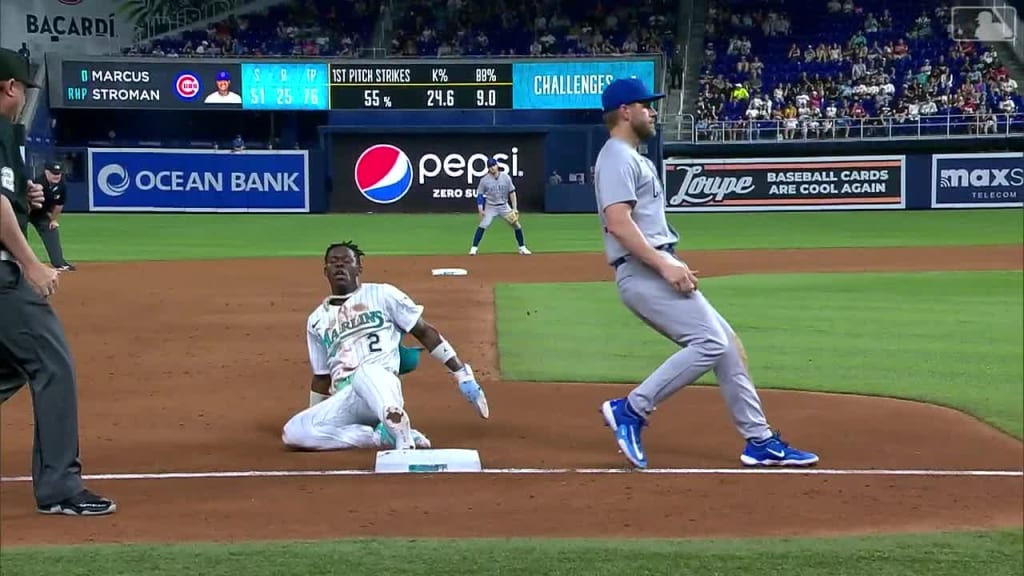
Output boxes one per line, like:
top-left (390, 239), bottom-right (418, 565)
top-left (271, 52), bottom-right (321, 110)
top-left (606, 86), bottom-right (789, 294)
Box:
top-left (593, 78), bottom-right (819, 469)
top-left (469, 158), bottom-right (531, 255)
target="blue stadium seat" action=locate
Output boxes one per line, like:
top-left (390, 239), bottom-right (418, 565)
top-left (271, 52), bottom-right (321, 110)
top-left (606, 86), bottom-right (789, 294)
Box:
top-left (696, 0), bottom-right (1021, 139)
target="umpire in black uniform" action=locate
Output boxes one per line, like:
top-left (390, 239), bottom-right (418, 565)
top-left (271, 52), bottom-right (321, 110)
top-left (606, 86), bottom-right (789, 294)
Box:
top-left (0, 47), bottom-right (115, 515)
top-left (30, 160), bottom-right (75, 271)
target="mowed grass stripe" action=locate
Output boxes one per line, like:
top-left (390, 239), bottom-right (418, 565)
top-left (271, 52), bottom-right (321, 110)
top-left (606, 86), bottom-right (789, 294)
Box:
top-left (495, 271), bottom-right (1024, 437)
top-left (30, 209), bottom-right (1024, 261)
top-left (0, 530), bottom-right (1021, 576)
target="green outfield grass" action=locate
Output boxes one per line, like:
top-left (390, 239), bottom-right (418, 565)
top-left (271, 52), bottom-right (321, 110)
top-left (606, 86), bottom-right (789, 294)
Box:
top-left (29, 208), bottom-right (1023, 261)
top-left (495, 271), bottom-right (1024, 437)
top-left (1, 530), bottom-right (1021, 576)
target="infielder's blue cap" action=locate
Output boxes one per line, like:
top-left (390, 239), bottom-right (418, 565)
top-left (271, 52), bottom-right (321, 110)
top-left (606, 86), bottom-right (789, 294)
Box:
top-left (487, 157), bottom-right (498, 167)
top-left (216, 70), bottom-right (231, 81)
top-left (601, 77), bottom-right (665, 113)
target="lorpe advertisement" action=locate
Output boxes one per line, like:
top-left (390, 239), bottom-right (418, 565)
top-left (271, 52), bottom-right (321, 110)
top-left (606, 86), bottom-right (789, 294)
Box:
top-left (663, 156), bottom-right (906, 212)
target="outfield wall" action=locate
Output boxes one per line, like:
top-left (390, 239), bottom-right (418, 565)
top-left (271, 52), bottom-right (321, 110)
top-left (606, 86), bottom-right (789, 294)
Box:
top-left (54, 141), bottom-right (1020, 214)
top-left (55, 124), bottom-right (664, 213)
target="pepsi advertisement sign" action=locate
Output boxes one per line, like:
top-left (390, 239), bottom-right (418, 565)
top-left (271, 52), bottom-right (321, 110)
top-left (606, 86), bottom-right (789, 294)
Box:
top-left (332, 134), bottom-right (546, 213)
top-left (87, 148), bottom-right (309, 212)
top-left (56, 60), bottom-right (243, 109)
top-left (930, 152), bottom-right (1024, 209)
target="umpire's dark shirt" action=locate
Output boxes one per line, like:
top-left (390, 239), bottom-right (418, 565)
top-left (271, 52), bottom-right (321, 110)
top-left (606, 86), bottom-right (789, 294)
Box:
top-left (0, 117), bottom-right (29, 251)
top-left (30, 173), bottom-right (66, 220)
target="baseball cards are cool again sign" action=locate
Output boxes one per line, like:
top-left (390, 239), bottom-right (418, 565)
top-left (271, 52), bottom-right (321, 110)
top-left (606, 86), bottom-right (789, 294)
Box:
top-left (663, 156), bottom-right (906, 212)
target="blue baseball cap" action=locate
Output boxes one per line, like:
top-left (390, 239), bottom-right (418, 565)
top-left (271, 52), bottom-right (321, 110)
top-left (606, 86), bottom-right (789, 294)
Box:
top-left (601, 78), bottom-right (665, 113)
top-left (487, 158), bottom-right (498, 167)
top-left (216, 70), bottom-right (231, 81)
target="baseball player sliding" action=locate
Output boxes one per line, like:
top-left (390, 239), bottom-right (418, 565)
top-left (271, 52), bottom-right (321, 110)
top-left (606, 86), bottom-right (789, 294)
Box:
top-left (469, 157), bottom-right (531, 255)
top-left (593, 78), bottom-right (818, 469)
top-left (282, 241), bottom-right (489, 451)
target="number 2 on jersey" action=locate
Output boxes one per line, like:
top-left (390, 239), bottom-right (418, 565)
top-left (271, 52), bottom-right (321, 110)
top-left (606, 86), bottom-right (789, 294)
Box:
top-left (367, 333), bottom-right (382, 353)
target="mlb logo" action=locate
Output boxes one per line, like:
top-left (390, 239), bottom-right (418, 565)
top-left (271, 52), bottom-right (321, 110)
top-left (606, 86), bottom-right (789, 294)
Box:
top-left (951, 6), bottom-right (1017, 42)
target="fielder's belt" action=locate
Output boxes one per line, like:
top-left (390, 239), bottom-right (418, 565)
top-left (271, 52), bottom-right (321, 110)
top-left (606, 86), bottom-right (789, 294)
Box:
top-left (611, 243), bottom-right (675, 268)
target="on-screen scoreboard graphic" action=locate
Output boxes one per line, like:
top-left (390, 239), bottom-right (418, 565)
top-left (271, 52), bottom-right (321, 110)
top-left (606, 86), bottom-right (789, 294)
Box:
top-left (46, 54), bottom-right (658, 112)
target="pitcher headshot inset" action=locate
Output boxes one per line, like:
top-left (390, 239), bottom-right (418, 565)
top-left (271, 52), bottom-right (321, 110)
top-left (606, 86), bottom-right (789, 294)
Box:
top-left (205, 70), bottom-right (242, 104)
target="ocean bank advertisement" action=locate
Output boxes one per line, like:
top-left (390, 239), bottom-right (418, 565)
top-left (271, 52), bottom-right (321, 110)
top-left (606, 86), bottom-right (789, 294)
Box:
top-left (930, 152), bottom-right (1023, 209)
top-left (512, 59), bottom-right (657, 110)
top-left (663, 155), bottom-right (906, 212)
top-left (88, 148), bottom-right (309, 212)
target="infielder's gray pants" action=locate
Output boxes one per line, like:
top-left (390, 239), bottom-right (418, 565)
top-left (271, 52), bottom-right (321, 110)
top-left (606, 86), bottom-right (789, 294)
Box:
top-left (30, 218), bottom-right (68, 267)
top-left (614, 253), bottom-right (772, 441)
top-left (0, 261), bottom-right (84, 506)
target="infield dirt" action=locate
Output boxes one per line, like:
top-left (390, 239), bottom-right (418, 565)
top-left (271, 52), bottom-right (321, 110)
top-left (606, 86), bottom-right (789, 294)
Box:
top-left (1, 245), bottom-right (1022, 545)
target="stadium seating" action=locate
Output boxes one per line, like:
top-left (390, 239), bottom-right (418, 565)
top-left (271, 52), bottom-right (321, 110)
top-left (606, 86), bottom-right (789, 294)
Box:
top-left (122, 0), bottom-right (679, 60)
top-left (123, 0), bottom-right (383, 57)
top-left (695, 0), bottom-right (1023, 140)
top-left (390, 0), bottom-right (678, 57)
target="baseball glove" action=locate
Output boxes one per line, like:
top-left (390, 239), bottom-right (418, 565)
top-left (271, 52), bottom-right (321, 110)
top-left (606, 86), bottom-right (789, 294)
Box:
top-left (502, 209), bottom-right (520, 226)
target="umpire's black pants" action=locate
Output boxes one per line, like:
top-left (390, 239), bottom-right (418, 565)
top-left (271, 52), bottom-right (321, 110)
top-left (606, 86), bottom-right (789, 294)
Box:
top-left (0, 260), bottom-right (84, 506)
top-left (29, 216), bottom-right (69, 268)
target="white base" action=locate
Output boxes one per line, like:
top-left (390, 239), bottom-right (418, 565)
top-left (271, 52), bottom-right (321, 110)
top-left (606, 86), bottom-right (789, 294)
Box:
top-left (431, 268), bottom-right (468, 276)
top-left (374, 448), bottom-right (482, 474)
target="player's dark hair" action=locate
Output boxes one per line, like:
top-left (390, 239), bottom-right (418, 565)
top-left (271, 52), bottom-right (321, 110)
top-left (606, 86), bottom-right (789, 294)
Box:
top-left (324, 241), bottom-right (365, 264)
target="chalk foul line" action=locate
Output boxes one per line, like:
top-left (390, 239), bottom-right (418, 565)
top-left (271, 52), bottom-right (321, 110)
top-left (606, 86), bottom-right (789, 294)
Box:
top-left (0, 467), bottom-right (1021, 483)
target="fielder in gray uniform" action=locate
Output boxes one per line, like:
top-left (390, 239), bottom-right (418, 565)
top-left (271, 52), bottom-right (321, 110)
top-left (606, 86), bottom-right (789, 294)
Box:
top-left (593, 77), bottom-right (819, 469)
top-left (469, 157), bottom-right (531, 255)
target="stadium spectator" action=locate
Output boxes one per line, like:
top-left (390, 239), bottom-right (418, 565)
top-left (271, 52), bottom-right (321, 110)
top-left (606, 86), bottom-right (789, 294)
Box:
top-left (696, 0), bottom-right (1022, 141)
top-left (388, 0), bottom-right (676, 58)
top-left (123, 0), bottom-right (375, 58)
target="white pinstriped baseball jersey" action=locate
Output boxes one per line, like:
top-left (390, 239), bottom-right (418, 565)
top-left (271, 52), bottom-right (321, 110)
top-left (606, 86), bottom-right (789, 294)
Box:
top-left (306, 283), bottom-right (424, 386)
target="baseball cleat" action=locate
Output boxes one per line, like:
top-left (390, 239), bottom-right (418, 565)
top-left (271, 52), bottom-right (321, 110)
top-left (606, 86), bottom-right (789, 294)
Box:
top-left (458, 380), bottom-right (490, 419)
top-left (375, 423), bottom-right (431, 449)
top-left (382, 406), bottom-right (416, 450)
top-left (600, 398), bottom-right (648, 469)
top-left (518, 246), bottom-right (532, 255)
top-left (37, 489), bottom-right (116, 516)
top-left (469, 247), bottom-right (478, 255)
top-left (740, 433), bottom-right (819, 467)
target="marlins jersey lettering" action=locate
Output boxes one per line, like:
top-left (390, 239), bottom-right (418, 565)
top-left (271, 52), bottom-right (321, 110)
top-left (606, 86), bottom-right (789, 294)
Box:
top-left (593, 137), bottom-right (678, 265)
top-left (476, 172), bottom-right (516, 206)
top-left (306, 283), bottom-right (424, 388)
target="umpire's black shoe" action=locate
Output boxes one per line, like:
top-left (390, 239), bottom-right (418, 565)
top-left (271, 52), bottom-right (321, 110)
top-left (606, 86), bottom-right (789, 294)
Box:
top-left (57, 262), bottom-right (76, 271)
top-left (37, 489), bottom-right (116, 516)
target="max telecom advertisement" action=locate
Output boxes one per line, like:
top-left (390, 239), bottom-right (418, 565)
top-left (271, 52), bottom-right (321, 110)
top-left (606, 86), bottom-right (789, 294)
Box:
top-left (88, 149), bottom-right (310, 212)
top-left (930, 152), bottom-right (1023, 209)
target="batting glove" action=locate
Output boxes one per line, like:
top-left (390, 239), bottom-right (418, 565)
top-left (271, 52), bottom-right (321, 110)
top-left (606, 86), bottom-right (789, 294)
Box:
top-left (453, 363), bottom-right (489, 419)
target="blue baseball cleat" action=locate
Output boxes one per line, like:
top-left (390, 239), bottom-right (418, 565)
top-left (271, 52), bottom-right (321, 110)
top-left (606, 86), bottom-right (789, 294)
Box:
top-left (740, 432), bottom-right (819, 467)
top-left (600, 398), bottom-right (649, 469)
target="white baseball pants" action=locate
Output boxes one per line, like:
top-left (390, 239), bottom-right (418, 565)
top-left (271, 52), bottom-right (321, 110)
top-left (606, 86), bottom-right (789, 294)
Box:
top-left (282, 364), bottom-right (407, 450)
